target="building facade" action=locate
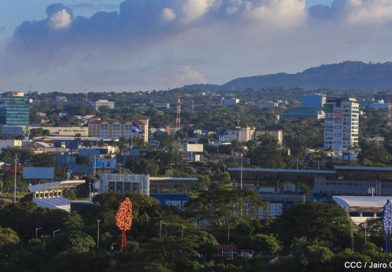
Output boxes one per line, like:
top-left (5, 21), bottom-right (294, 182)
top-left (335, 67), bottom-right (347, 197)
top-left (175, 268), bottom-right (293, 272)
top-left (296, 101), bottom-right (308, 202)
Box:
top-left (220, 98), bottom-right (240, 106)
top-left (90, 100), bottom-right (115, 111)
top-left (0, 92), bottom-right (30, 126)
top-left (30, 126), bottom-right (89, 137)
top-left (255, 130), bottom-right (283, 145)
top-left (228, 166), bottom-right (392, 217)
top-left (225, 127), bottom-right (255, 142)
top-left (324, 97), bottom-right (359, 151)
top-left (88, 119), bottom-right (149, 142)
top-left (301, 94), bottom-right (326, 108)
top-left (97, 174), bottom-right (150, 195)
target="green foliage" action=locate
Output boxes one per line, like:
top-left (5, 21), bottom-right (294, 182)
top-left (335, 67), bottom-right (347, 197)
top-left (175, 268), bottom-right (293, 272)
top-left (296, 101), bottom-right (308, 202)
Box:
top-left (249, 234), bottom-right (281, 256)
top-left (272, 203), bottom-right (351, 249)
top-left (0, 227), bottom-right (20, 261)
top-left (47, 231), bottom-right (95, 253)
top-left (359, 143), bottom-right (391, 165)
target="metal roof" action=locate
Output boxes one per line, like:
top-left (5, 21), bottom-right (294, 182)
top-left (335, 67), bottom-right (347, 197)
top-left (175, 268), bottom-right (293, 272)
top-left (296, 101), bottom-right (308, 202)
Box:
top-left (29, 180), bottom-right (85, 193)
top-left (228, 166), bottom-right (392, 175)
top-left (335, 166), bottom-right (392, 172)
top-left (227, 167), bottom-right (335, 175)
top-left (332, 195), bottom-right (392, 209)
top-left (150, 177), bottom-right (198, 182)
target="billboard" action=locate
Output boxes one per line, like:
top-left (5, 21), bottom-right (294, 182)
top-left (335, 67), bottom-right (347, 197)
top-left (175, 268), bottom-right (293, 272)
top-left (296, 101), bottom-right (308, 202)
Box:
top-left (186, 144), bottom-right (204, 153)
top-left (23, 167), bottom-right (55, 180)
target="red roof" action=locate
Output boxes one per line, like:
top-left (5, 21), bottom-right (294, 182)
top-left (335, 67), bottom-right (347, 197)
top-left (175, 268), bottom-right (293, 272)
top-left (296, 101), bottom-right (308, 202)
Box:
top-left (88, 119), bottom-right (148, 125)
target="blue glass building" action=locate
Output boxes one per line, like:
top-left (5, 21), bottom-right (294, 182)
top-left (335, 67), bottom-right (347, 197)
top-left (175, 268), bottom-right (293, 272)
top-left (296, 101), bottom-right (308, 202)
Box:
top-left (0, 92), bottom-right (30, 126)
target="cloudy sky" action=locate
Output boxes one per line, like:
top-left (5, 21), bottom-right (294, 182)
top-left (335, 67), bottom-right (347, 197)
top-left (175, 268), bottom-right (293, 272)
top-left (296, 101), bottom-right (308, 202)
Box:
top-left (0, 0), bottom-right (391, 92)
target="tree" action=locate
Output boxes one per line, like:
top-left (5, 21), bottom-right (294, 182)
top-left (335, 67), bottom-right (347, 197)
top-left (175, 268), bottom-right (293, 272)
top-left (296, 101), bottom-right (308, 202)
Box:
top-left (290, 237), bottom-right (334, 272)
top-left (0, 227), bottom-right (20, 261)
top-left (250, 234), bottom-right (281, 257)
top-left (272, 203), bottom-right (352, 249)
top-left (185, 189), bottom-right (265, 230)
top-left (47, 231), bottom-right (95, 254)
top-left (246, 137), bottom-right (285, 168)
top-left (359, 143), bottom-right (391, 165)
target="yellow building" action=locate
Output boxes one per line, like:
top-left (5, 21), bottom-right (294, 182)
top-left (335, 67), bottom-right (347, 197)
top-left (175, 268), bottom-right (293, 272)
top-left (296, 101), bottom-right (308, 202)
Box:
top-left (88, 119), bottom-right (149, 143)
top-left (30, 126), bottom-right (89, 137)
top-left (255, 130), bottom-right (283, 145)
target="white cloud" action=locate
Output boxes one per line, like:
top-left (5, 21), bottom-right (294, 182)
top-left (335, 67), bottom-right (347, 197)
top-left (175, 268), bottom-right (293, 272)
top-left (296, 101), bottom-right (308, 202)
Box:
top-left (250, 0), bottom-right (306, 27)
top-left (161, 8), bottom-right (177, 23)
top-left (345, 0), bottom-right (392, 25)
top-left (176, 65), bottom-right (207, 84)
top-left (3, 0), bottom-right (392, 91)
top-left (182, 0), bottom-right (217, 22)
top-left (48, 9), bottom-right (72, 30)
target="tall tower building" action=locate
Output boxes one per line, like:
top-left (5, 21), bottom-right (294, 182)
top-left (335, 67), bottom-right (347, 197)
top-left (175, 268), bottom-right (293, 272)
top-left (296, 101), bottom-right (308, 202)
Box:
top-left (0, 92), bottom-right (30, 126)
top-left (324, 97), bottom-right (359, 151)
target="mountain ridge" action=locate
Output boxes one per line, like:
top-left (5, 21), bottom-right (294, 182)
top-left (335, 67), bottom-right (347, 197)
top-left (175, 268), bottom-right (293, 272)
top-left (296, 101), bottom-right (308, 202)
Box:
top-left (183, 61), bottom-right (392, 91)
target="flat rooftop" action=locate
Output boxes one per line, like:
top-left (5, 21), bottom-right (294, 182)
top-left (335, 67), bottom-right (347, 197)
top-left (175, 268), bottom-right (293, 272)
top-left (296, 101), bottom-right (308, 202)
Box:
top-left (333, 195), bottom-right (392, 209)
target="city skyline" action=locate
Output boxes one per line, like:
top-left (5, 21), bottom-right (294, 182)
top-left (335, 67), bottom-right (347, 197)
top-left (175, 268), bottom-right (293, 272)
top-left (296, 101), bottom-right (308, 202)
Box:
top-left (2, 0), bottom-right (392, 91)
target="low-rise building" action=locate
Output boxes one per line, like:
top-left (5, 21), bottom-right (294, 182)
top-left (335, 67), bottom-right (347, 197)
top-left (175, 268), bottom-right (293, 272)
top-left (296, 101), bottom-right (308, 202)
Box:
top-left (228, 166), bottom-right (392, 217)
top-left (220, 98), bottom-right (240, 106)
top-left (255, 130), bottom-right (283, 145)
top-left (224, 127), bottom-right (255, 142)
top-left (88, 119), bottom-right (149, 142)
top-left (0, 139), bottom-right (23, 150)
top-left (90, 100), bottom-right (115, 111)
top-left (30, 126), bottom-right (89, 137)
top-left (96, 174), bottom-right (199, 196)
top-left (154, 103), bottom-right (170, 109)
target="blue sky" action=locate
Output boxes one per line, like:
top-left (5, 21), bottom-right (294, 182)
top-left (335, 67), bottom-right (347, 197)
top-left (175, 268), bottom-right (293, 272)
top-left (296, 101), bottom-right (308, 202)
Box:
top-left (0, 0), bottom-right (391, 91)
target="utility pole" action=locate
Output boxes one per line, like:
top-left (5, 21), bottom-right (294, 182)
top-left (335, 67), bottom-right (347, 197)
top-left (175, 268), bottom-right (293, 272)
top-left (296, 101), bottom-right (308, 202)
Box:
top-left (159, 220), bottom-right (166, 238)
top-left (13, 154), bottom-right (18, 204)
top-left (53, 229), bottom-right (61, 238)
top-left (91, 154), bottom-right (96, 199)
top-left (35, 227), bottom-right (42, 239)
top-left (96, 219), bottom-right (101, 250)
top-left (240, 152), bottom-right (243, 190)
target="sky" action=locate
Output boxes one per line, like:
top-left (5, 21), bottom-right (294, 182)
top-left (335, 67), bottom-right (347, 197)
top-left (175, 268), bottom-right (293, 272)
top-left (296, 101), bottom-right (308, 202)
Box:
top-left (1, 0), bottom-right (392, 92)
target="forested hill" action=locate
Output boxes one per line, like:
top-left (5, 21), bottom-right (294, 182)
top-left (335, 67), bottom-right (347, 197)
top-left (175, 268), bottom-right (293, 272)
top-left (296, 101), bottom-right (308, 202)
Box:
top-left (184, 61), bottom-right (392, 91)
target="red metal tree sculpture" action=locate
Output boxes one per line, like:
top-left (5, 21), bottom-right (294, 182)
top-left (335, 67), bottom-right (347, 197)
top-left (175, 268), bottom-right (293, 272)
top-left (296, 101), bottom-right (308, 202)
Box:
top-left (115, 197), bottom-right (133, 251)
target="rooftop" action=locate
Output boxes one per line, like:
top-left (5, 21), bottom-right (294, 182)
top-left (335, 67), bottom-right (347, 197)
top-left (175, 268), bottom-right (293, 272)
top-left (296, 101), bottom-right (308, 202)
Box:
top-left (29, 180), bottom-right (85, 193)
top-left (333, 195), bottom-right (392, 209)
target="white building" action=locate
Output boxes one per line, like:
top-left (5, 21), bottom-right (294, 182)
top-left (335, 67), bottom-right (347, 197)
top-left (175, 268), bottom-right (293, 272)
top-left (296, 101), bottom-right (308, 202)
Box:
top-left (90, 100), bottom-right (115, 111)
top-left (96, 174), bottom-right (199, 195)
top-left (0, 139), bottom-right (22, 150)
top-left (324, 97), bottom-right (359, 151)
top-left (220, 98), bottom-right (240, 106)
top-left (97, 174), bottom-right (150, 195)
top-left (225, 127), bottom-right (255, 142)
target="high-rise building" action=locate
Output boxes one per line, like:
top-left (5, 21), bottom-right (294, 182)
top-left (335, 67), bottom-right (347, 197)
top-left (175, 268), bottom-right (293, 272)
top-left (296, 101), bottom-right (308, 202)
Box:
top-left (0, 92), bottom-right (30, 126)
top-left (324, 97), bottom-right (359, 151)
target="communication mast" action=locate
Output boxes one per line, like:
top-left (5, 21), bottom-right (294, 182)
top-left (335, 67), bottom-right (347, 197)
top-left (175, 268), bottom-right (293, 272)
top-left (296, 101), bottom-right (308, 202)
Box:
top-left (176, 98), bottom-right (181, 130)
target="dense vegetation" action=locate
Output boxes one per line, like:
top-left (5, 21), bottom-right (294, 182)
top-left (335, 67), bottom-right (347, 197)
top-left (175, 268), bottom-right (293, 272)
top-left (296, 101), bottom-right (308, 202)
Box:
top-left (1, 192), bottom-right (391, 272)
